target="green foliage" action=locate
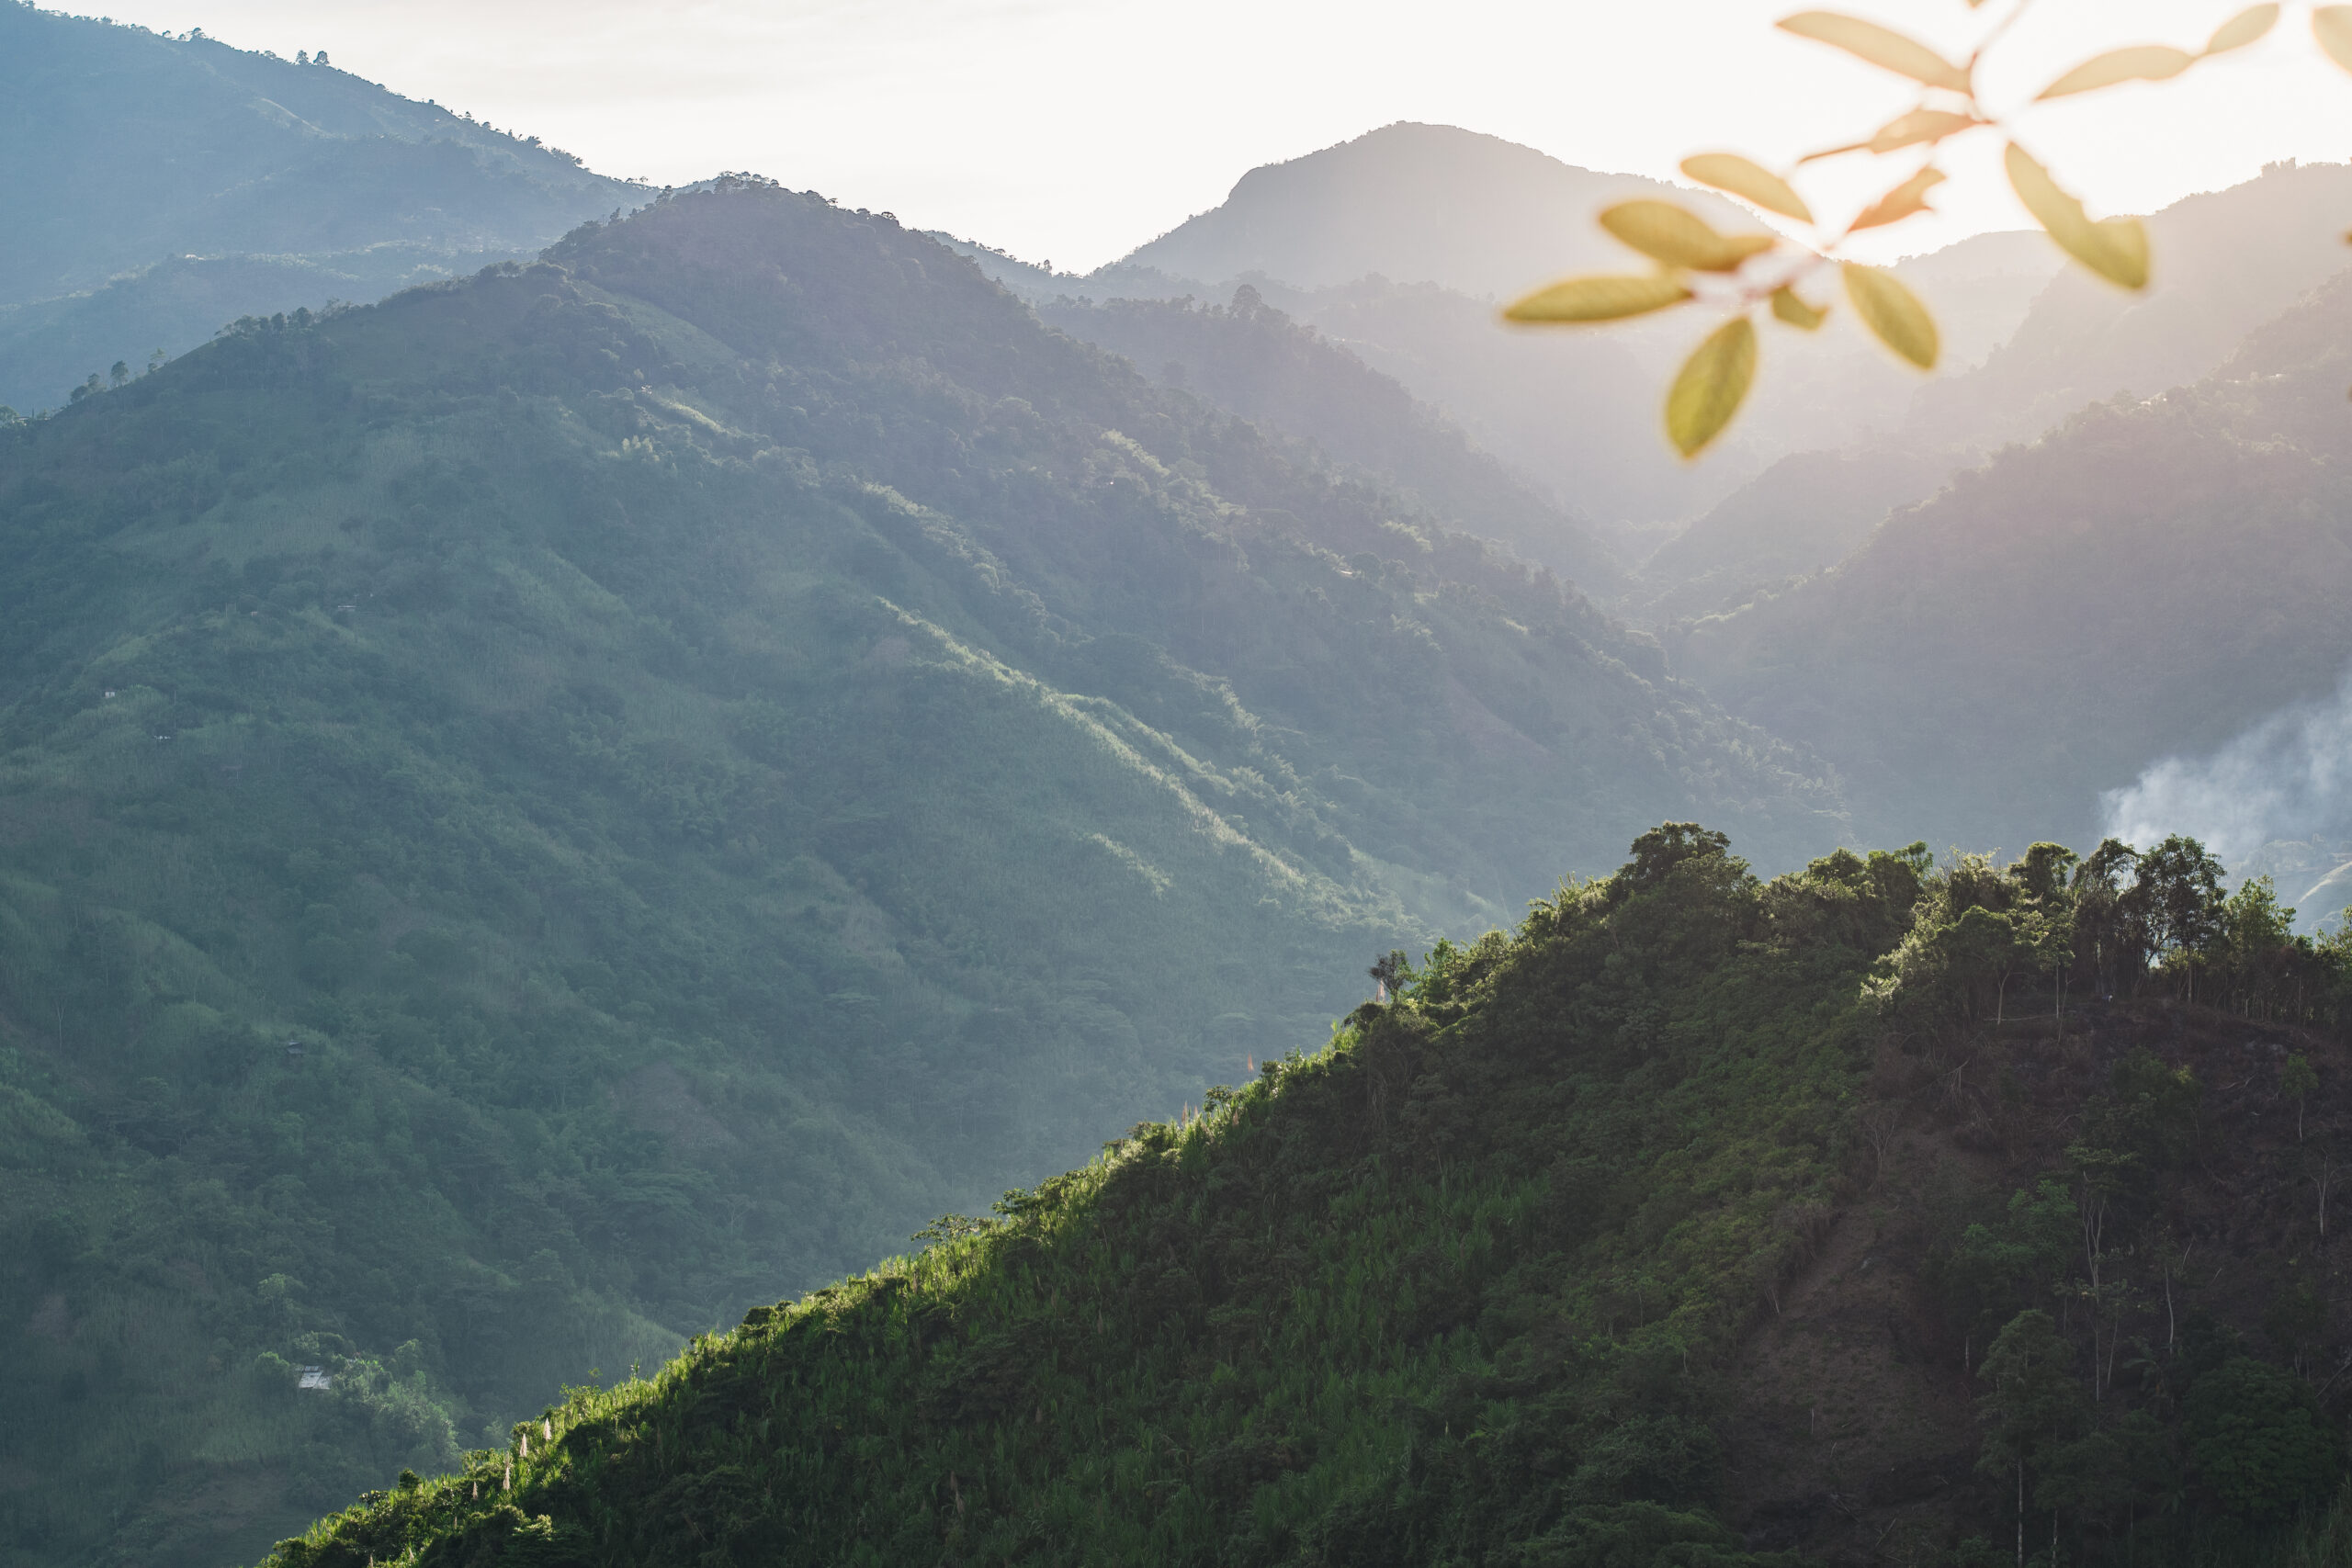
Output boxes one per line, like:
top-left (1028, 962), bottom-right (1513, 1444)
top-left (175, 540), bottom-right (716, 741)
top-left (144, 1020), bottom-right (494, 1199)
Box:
top-left (1868, 839), bottom-right (2352, 1043)
top-left (255, 828), bottom-right (1898, 1568)
top-left (1978, 1309), bottom-right (2090, 1486)
top-left (2186, 1358), bottom-right (2343, 1524)
top-left (1944, 1182), bottom-right (2077, 1346)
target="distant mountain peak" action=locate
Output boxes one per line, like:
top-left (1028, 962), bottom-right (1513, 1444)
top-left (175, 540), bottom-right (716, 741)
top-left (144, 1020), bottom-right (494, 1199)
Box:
top-left (1118, 120), bottom-right (1745, 299)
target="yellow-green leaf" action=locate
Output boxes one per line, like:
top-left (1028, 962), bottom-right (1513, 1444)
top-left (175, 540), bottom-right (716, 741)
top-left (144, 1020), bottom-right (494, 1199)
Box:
top-left (2316, 6), bottom-right (2352, 73)
top-left (2004, 142), bottom-right (2150, 288)
top-left (1599, 200), bottom-right (1778, 273)
top-left (2204, 4), bottom-right (2278, 54)
top-left (1503, 273), bottom-right (1694, 323)
top-left (1842, 263), bottom-right (1939, 368)
top-left (1679, 153), bottom-right (1814, 223)
top-left (1770, 287), bottom-right (1828, 331)
top-left (1664, 316), bottom-right (1758, 458)
top-left (1849, 166), bottom-right (1947, 231)
top-left (1867, 108), bottom-right (1980, 154)
top-left (2036, 44), bottom-right (2195, 98)
top-left (1777, 11), bottom-right (1972, 91)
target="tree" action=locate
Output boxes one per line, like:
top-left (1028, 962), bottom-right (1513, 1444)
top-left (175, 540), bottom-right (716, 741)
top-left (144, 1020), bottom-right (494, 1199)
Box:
top-left (2125, 836), bottom-right (2226, 1002)
top-left (1615, 821), bottom-right (1734, 897)
top-left (2184, 1357), bottom-right (2342, 1523)
top-left (1978, 1309), bottom-right (2089, 1568)
top-left (109, 361), bottom-right (129, 388)
top-left (2072, 840), bottom-right (2144, 1000)
top-left (2284, 1053), bottom-right (2319, 1143)
top-left (2035, 1412), bottom-right (2177, 1552)
top-left (2012, 843), bottom-right (2079, 904)
top-left (1948, 1181), bottom-right (2075, 1365)
top-left (2218, 876), bottom-right (2299, 1018)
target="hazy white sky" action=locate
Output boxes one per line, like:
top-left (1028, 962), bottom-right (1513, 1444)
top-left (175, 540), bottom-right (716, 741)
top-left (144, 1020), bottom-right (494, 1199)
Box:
top-left (76, 0), bottom-right (2352, 270)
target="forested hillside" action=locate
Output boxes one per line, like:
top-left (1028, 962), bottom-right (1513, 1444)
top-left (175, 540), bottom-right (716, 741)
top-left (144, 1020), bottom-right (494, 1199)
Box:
top-left (0, 183), bottom-right (1839, 1567)
top-left (1035, 288), bottom-right (1622, 590)
top-left (259, 826), bottom-right (2352, 1566)
top-left (0, 4), bottom-right (638, 411)
top-left (1676, 262), bottom-right (2352, 859)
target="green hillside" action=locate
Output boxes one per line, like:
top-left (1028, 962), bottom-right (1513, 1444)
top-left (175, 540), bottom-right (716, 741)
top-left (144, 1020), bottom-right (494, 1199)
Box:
top-left (0, 4), bottom-right (639, 411)
top-left (255, 826), bottom-right (2352, 1566)
top-left (0, 183), bottom-right (1838, 1566)
top-left (1035, 288), bottom-right (1623, 591)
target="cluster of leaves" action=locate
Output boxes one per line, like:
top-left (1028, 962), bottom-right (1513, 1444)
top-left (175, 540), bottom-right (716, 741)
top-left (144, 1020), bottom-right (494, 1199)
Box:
top-left (1505, 0), bottom-right (2352, 456)
top-left (252, 825), bottom-right (1925, 1568)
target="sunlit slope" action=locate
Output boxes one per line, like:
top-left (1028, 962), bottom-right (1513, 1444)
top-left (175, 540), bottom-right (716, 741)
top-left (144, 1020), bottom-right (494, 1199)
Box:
top-left (0, 185), bottom-right (1839, 1567)
top-left (258, 831), bottom-right (1906, 1568)
top-left (1035, 289), bottom-right (1625, 592)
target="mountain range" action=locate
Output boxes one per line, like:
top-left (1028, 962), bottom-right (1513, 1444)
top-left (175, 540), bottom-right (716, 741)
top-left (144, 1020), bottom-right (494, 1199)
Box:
top-left (0, 175), bottom-right (1835, 1566)
top-left (0, 2), bottom-right (638, 413)
top-left (8, 11), bottom-right (2352, 1565)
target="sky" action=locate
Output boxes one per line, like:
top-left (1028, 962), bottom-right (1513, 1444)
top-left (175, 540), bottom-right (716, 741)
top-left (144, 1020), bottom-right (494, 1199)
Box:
top-left (73, 0), bottom-right (2352, 271)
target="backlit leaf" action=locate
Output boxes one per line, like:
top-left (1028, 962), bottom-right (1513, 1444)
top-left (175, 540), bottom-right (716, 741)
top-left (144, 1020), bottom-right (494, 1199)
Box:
top-left (1503, 273), bottom-right (1694, 323)
top-left (1770, 287), bottom-right (1828, 331)
top-left (2316, 6), bottom-right (2352, 73)
top-left (1867, 108), bottom-right (1980, 154)
top-left (2004, 142), bottom-right (2150, 288)
top-left (1842, 264), bottom-right (1938, 368)
top-left (1777, 12), bottom-right (1972, 91)
top-left (1600, 200), bottom-right (1778, 273)
top-left (1796, 140), bottom-right (1872, 164)
top-left (2204, 4), bottom-right (2278, 54)
top-left (1849, 166), bottom-right (1947, 231)
top-left (2036, 44), bottom-right (2194, 98)
top-left (1679, 153), bottom-right (1814, 223)
top-left (1664, 316), bottom-right (1758, 458)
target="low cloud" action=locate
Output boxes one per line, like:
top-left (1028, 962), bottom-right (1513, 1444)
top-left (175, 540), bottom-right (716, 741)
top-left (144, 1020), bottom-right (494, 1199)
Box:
top-left (2098, 668), bottom-right (2352, 866)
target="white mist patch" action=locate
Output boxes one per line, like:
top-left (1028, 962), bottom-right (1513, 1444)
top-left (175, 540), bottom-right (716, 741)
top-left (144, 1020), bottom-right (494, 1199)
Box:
top-left (2099, 683), bottom-right (2352, 863)
top-left (2098, 668), bottom-right (2352, 927)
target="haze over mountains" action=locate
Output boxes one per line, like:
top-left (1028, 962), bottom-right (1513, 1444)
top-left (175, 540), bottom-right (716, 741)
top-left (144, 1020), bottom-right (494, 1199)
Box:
top-left (0, 3), bottom-right (638, 412)
top-left (9, 9), bottom-right (2352, 1564)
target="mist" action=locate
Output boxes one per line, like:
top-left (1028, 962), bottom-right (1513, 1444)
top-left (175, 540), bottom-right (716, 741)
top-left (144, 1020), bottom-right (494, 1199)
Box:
top-left (2099, 664), bottom-right (2352, 866)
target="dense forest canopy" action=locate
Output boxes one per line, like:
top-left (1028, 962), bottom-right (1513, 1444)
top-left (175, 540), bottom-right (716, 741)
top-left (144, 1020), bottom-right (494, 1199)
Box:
top-left (255, 824), bottom-right (2352, 1566)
